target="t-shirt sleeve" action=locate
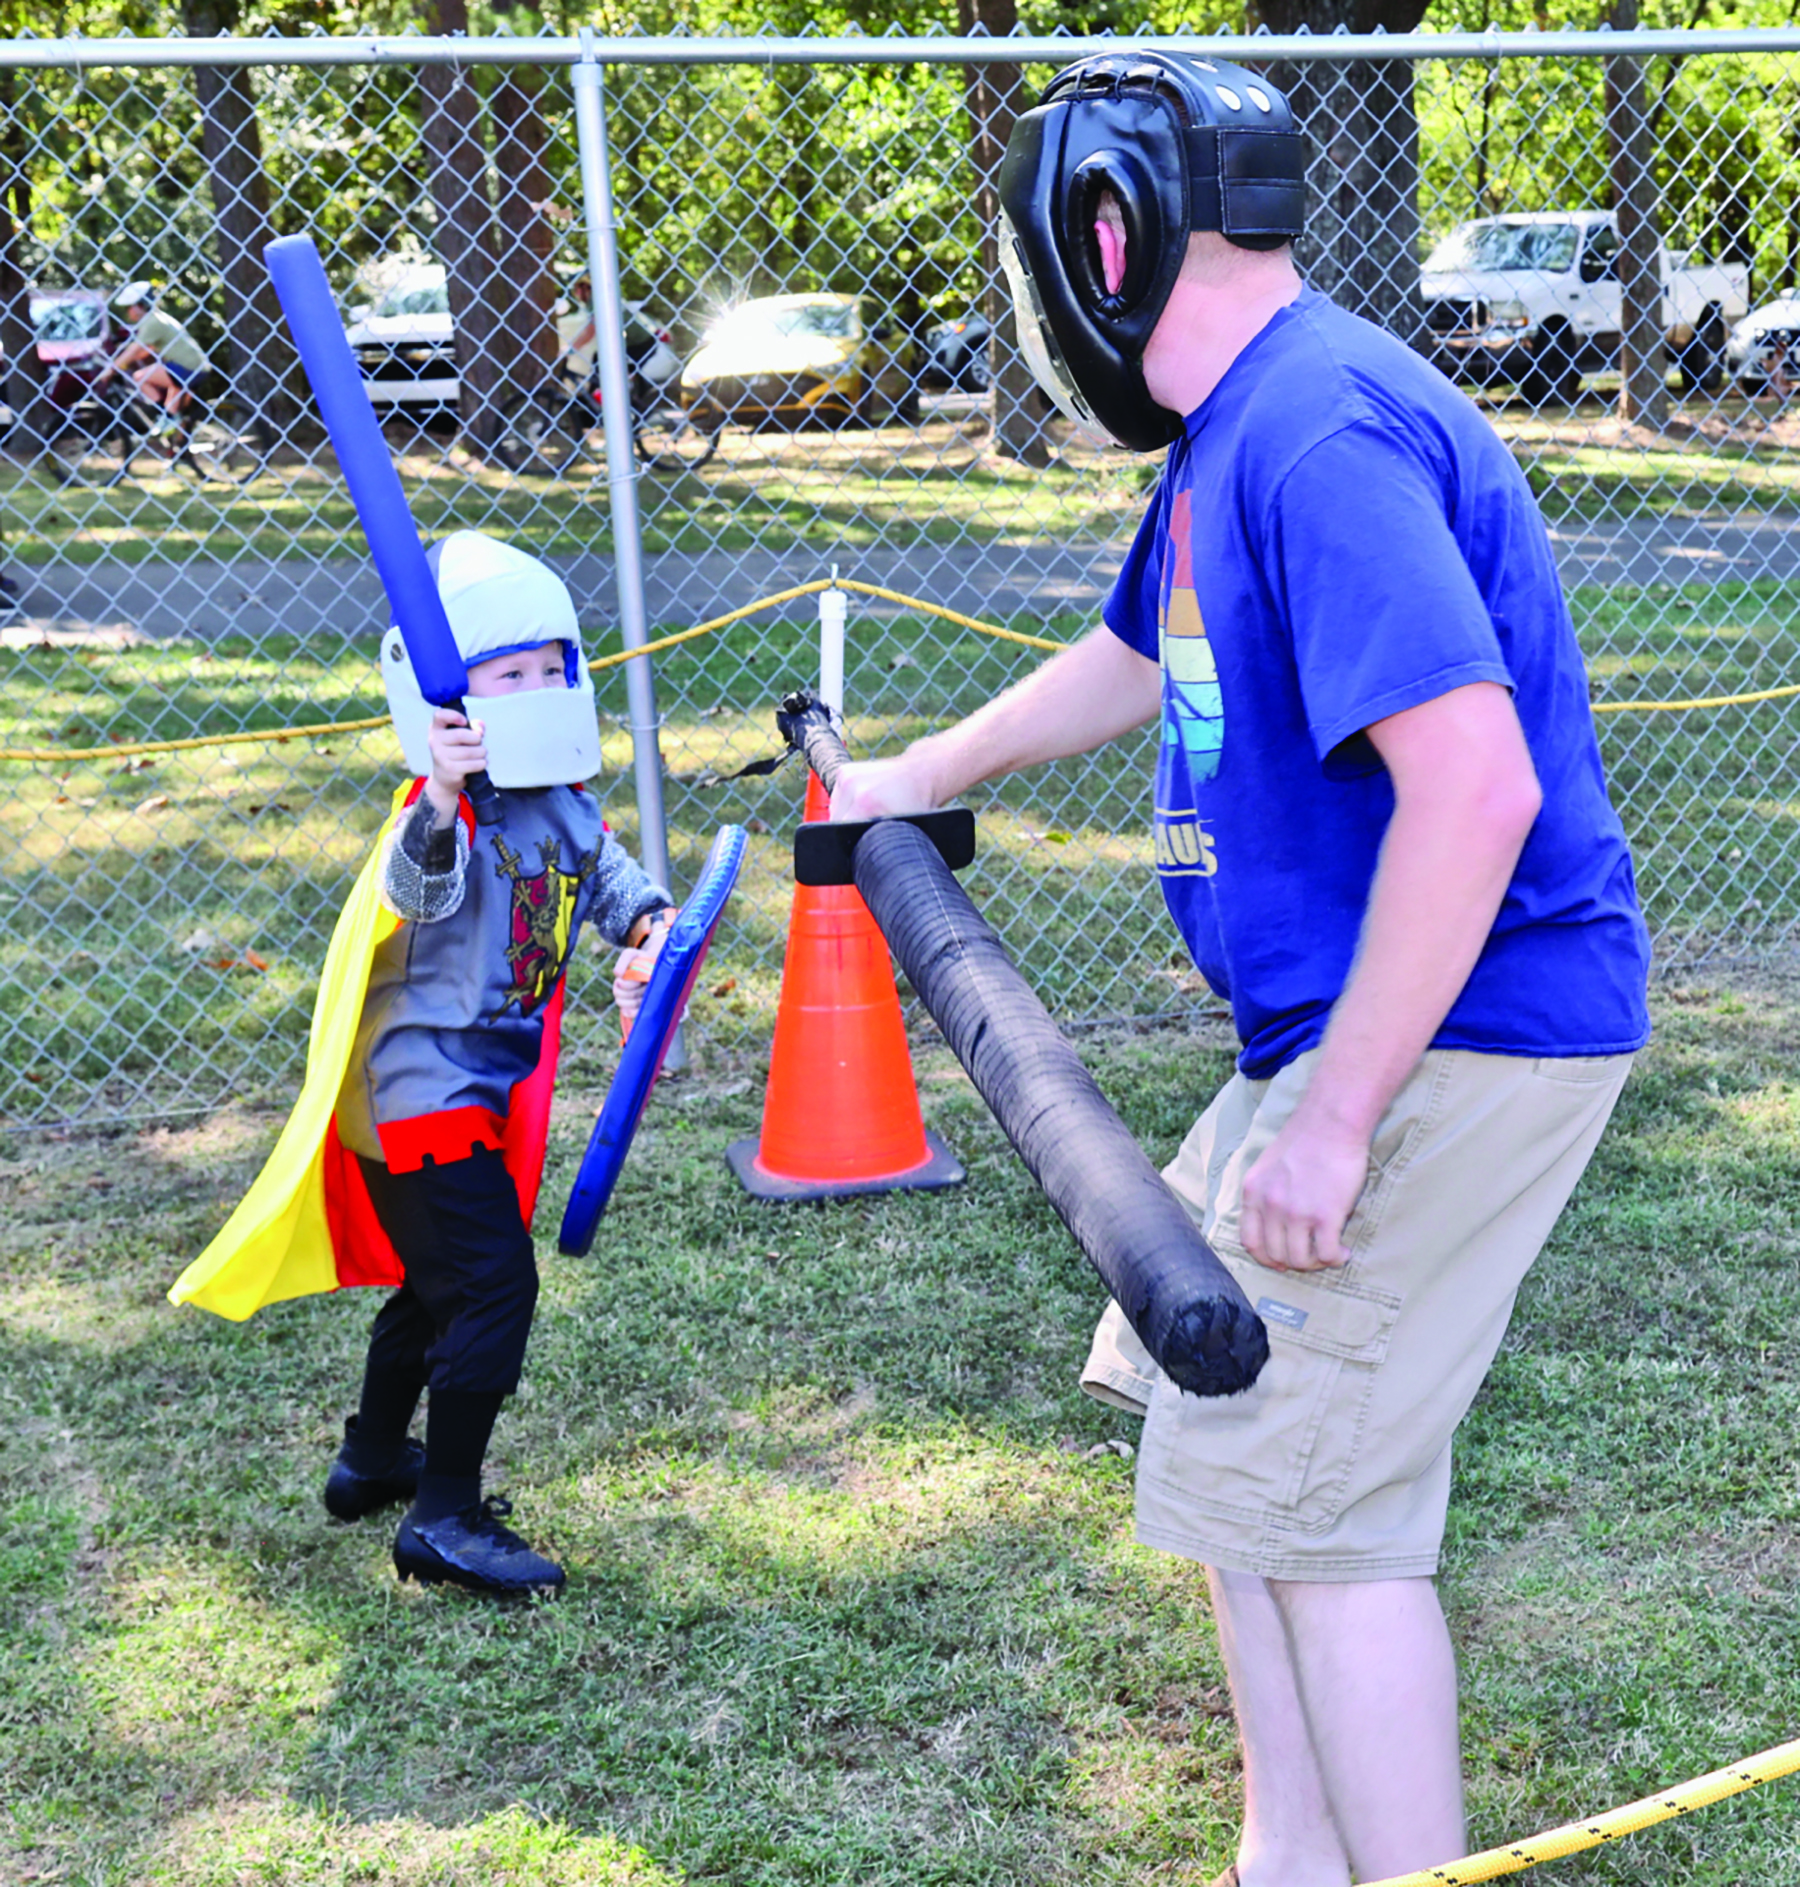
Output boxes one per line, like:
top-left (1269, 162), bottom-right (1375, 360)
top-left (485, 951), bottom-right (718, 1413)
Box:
top-left (1102, 472), bottom-right (1166, 661)
top-left (1265, 422), bottom-right (1514, 767)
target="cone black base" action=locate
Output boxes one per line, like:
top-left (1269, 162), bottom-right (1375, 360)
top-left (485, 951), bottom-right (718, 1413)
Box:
top-left (726, 1128), bottom-right (965, 1202)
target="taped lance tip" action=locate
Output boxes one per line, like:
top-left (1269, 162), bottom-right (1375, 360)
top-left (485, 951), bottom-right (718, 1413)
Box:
top-left (1163, 1300), bottom-right (1270, 1399)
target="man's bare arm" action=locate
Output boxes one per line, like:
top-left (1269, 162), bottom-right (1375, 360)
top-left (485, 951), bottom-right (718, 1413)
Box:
top-left (830, 625), bottom-right (1162, 820)
top-left (1238, 680), bottom-right (1544, 1272)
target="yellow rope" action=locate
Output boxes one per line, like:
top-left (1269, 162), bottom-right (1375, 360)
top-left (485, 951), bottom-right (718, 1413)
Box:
top-left (4, 574), bottom-right (1791, 763)
top-left (0, 715), bottom-right (392, 764)
top-left (835, 579), bottom-right (1071, 652)
top-left (1363, 1735), bottom-right (1800, 1887)
top-left (585, 579), bottom-right (843, 671)
top-left (1591, 681), bottom-right (1800, 712)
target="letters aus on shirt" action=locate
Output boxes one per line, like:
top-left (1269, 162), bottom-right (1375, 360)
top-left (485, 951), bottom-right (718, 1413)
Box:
top-left (1155, 486), bottom-right (1221, 880)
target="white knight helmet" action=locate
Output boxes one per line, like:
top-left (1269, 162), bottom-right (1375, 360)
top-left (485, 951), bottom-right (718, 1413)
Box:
top-left (381, 531), bottom-right (602, 788)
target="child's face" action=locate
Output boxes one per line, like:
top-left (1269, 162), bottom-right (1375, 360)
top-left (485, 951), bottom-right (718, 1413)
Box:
top-left (465, 643), bottom-right (569, 698)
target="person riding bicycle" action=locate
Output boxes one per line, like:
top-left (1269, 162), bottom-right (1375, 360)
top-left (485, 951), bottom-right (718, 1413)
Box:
top-left (96, 281), bottom-right (212, 433)
top-left (556, 275), bottom-right (599, 375)
top-left (555, 276), bottom-right (665, 392)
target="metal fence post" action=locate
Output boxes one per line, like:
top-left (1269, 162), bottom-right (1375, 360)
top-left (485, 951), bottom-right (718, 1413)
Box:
top-left (572, 27), bottom-right (683, 1064)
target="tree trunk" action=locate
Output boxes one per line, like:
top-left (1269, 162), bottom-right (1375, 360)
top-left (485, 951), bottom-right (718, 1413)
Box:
top-left (1252, 0), bottom-right (1429, 350)
top-left (185, 0), bottom-right (298, 437)
top-left (418, 0), bottom-right (510, 447)
top-left (0, 63), bottom-right (50, 454)
top-left (1605, 0), bottom-right (1668, 427)
top-left (489, 64), bottom-right (559, 398)
top-left (957, 0), bottom-right (1050, 467)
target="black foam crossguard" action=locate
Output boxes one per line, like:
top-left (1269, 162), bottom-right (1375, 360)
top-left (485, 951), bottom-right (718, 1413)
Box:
top-left (464, 770), bottom-right (503, 828)
top-left (780, 693), bottom-right (1268, 1399)
top-left (454, 697), bottom-right (504, 828)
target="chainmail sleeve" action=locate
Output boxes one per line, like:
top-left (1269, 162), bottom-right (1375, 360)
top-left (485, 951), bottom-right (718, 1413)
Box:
top-left (585, 829), bottom-right (673, 945)
top-left (380, 794), bottom-right (470, 923)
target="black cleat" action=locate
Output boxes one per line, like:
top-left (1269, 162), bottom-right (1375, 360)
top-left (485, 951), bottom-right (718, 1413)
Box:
top-left (393, 1496), bottom-right (565, 1597)
top-left (323, 1417), bottom-right (426, 1522)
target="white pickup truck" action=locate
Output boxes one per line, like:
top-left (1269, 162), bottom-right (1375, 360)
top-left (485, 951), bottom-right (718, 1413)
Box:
top-left (1420, 211), bottom-right (1750, 402)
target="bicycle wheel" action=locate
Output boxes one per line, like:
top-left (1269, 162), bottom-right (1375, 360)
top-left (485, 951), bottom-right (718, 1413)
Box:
top-left (494, 390), bottom-right (599, 475)
top-left (636, 399), bottom-right (720, 471)
top-left (48, 423), bottom-right (120, 487)
top-left (183, 413), bottom-right (257, 484)
top-left (90, 423), bottom-right (164, 485)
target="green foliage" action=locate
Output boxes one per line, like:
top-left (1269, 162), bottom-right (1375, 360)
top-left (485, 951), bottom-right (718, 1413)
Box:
top-left (11, 3), bottom-right (1800, 351)
top-left (1419, 0), bottom-right (1800, 287)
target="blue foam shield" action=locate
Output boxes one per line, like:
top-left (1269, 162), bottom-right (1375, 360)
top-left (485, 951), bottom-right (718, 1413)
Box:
top-left (559, 826), bottom-right (748, 1255)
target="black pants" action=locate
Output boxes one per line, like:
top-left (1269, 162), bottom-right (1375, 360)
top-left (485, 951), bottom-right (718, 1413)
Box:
top-left (358, 1145), bottom-right (539, 1397)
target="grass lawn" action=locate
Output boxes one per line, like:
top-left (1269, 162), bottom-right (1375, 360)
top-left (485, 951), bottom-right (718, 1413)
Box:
top-left (0, 419), bottom-right (1157, 568)
top-left (2, 976), bottom-right (1798, 1884)
top-left (6, 391), bottom-right (1798, 577)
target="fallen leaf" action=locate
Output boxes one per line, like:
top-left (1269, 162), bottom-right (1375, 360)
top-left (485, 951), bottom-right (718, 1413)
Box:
top-left (710, 976), bottom-right (738, 997)
top-left (1084, 1439), bottom-right (1135, 1462)
top-left (133, 794), bottom-right (170, 816)
top-left (242, 949), bottom-right (270, 972)
top-left (745, 817), bottom-right (770, 835)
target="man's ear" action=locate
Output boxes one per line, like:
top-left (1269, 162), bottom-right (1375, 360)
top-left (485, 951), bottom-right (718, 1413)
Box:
top-left (1093, 195), bottom-right (1128, 297)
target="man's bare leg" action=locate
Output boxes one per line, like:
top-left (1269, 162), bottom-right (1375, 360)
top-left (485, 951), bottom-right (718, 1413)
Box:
top-left (1269, 1575), bottom-right (1467, 1882)
top-left (1207, 1567), bottom-right (1348, 1887)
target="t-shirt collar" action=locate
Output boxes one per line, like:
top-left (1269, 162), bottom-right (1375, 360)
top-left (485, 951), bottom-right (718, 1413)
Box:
top-left (1179, 284), bottom-right (1318, 440)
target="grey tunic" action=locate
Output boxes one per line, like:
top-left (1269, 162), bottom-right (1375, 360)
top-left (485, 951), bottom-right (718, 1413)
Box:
top-left (336, 787), bottom-right (670, 1161)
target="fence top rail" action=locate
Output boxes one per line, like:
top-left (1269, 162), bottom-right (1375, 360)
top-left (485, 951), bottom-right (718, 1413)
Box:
top-left (5, 25), bottom-right (1800, 70)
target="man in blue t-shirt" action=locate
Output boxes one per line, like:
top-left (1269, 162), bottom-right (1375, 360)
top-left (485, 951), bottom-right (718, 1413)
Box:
top-left (832, 50), bottom-right (1648, 1887)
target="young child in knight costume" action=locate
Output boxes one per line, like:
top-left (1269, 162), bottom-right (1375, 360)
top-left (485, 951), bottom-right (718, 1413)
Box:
top-left (171, 531), bottom-right (674, 1597)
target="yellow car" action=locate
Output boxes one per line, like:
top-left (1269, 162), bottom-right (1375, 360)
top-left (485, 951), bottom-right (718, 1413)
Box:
top-left (679, 292), bottom-right (919, 429)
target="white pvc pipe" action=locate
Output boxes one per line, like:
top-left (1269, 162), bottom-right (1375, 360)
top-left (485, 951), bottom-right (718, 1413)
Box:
top-left (819, 581), bottom-right (847, 718)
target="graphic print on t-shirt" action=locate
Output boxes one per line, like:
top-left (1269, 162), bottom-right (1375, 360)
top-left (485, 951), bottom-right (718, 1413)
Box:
top-left (1155, 486), bottom-right (1222, 879)
top-left (1159, 488), bottom-right (1223, 781)
top-left (491, 833), bottom-right (599, 1019)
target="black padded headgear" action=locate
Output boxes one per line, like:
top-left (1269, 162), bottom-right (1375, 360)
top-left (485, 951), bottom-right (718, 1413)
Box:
top-left (997, 50), bottom-right (1307, 453)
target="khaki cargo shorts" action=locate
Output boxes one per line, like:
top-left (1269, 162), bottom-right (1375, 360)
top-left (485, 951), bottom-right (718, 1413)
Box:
top-left (1083, 1046), bottom-right (1633, 1582)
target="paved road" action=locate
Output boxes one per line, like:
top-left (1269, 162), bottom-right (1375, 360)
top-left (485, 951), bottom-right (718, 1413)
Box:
top-left (9, 510), bottom-right (1800, 647)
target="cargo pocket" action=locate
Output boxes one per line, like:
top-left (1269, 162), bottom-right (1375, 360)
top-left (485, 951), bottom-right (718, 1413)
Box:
top-left (1144, 1244), bottom-right (1403, 1536)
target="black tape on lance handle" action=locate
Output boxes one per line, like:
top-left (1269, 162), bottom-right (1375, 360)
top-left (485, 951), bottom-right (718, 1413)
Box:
top-left (778, 693), bottom-right (1268, 1399)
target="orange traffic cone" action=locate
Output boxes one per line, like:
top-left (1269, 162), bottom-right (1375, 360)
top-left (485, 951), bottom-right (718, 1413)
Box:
top-left (727, 771), bottom-right (963, 1200)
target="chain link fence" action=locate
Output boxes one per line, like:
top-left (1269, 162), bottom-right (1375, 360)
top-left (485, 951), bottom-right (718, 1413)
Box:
top-left (3, 26), bottom-right (1799, 1130)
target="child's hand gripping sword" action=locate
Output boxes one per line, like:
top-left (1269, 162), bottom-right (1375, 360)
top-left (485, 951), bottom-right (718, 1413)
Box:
top-left (264, 235), bottom-right (502, 827)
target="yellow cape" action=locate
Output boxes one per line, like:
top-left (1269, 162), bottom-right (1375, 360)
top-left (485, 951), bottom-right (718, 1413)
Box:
top-left (167, 788), bottom-right (411, 1321)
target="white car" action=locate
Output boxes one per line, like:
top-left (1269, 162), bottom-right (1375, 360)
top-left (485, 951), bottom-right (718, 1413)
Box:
top-left (1420, 211), bottom-right (1750, 400)
top-left (343, 263), bottom-right (680, 408)
top-left (1725, 295), bottom-right (1800, 386)
top-left (345, 265), bottom-right (457, 408)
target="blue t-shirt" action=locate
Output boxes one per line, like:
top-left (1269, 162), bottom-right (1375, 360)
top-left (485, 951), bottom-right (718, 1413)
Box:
top-left (1106, 288), bottom-right (1650, 1078)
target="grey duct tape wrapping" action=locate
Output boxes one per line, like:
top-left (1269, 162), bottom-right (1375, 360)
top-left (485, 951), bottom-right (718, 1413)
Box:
top-left (780, 694), bottom-right (1268, 1399)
